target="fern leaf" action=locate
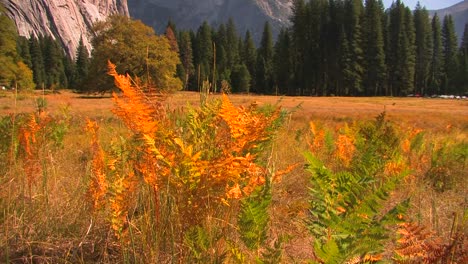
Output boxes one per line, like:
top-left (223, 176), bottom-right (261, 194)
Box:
top-left (238, 187), bottom-right (272, 250)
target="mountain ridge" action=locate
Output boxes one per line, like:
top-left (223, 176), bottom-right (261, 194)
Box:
top-left (428, 0), bottom-right (468, 43)
top-left (128, 0), bottom-right (292, 42)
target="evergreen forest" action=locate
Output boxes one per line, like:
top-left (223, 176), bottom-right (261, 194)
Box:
top-left (1, 0), bottom-right (468, 96)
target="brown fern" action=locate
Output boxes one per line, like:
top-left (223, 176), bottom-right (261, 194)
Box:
top-left (393, 222), bottom-right (454, 263)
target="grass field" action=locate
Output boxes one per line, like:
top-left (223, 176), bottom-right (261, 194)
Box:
top-left (0, 89), bottom-right (467, 263)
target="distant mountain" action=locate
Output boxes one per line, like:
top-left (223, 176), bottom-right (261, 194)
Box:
top-left (128, 0), bottom-right (292, 42)
top-left (0, 0), bottom-right (129, 58)
top-left (429, 0), bottom-right (468, 43)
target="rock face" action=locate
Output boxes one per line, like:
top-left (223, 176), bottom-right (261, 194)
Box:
top-left (128, 0), bottom-right (292, 42)
top-left (0, 0), bottom-right (129, 58)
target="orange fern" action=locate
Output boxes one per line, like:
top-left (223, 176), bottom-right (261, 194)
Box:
top-left (108, 61), bottom-right (164, 138)
top-left (85, 119), bottom-right (108, 211)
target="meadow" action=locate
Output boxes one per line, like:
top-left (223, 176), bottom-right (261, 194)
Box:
top-left (0, 76), bottom-right (467, 263)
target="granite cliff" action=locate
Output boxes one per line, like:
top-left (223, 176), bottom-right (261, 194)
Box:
top-left (0, 0), bottom-right (129, 58)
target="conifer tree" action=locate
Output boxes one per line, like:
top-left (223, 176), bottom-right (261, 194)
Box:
top-left (363, 0), bottom-right (386, 95)
top-left (29, 36), bottom-right (45, 89)
top-left (291, 0), bottom-right (309, 95)
top-left (178, 31), bottom-right (194, 90)
top-left (256, 22), bottom-right (274, 94)
top-left (387, 1), bottom-right (415, 96)
top-left (327, 0), bottom-right (345, 96)
top-left (43, 36), bottom-right (66, 89)
top-left (441, 15), bottom-right (459, 94)
top-left (459, 24), bottom-right (468, 94)
top-left (343, 0), bottom-right (364, 95)
top-left (274, 29), bottom-right (292, 95)
top-left (231, 63), bottom-right (251, 93)
top-left (215, 23), bottom-right (229, 84)
top-left (413, 2), bottom-right (433, 95)
top-left (242, 30), bottom-right (257, 91)
top-left (340, 25), bottom-right (354, 96)
top-left (226, 18), bottom-right (240, 68)
top-left (429, 13), bottom-right (443, 95)
top-left (195, 21), bottom-right (213, 88)
top-left (402, 6), bottom-right (416, 95)
top-left (17, 36), bottom-right (32, 69)
top-left (74, 36), bottom-right (89, 90)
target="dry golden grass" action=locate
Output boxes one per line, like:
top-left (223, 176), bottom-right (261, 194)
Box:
top-left (1, 90), bottom-right (467, 129)
top-left (0, 90), bottom-right (466, 262)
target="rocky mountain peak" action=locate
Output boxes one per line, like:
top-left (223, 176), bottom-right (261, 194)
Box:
top-left (0, 0), bottom-right (129, 59)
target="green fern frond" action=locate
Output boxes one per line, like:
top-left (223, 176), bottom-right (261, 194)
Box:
top-left (238, 186), bottom-right (272, 250)
top-left (184, 226), bottom-right (211, 261)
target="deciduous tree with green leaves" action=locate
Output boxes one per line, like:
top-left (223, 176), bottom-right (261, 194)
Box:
top-left (87, 15), bottom-right (182, 93)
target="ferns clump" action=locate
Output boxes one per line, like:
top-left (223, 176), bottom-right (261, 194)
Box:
top-left (306, 113), bottom-right (412, 263)
top-left (85, 62), bottom-right (290, 262)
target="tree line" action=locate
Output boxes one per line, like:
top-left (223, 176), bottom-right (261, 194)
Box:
top-left (2, 1), bottom-right (467, 96)
top-left (172, 0), bottom-right (467, 96)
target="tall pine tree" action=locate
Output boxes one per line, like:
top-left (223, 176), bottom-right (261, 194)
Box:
top-left (387, 0), bottom-right (416, 96)
top-left (242, 30), bottom-right (257, 91)
top-left (363, 0), bottom-right (386, 95)
top-left (178, 31), bottom-right (194, 90)
top-left (459, 24), bottom-right (468, 94)
top-left (428, 13), bottom-right (443, 95)
top-left (441, 15), bottom-right (458, 94)
top-left (195, 21), bottom-right (214, 90)
top-left (74, 36), bottom-right (89, 90)
top-left (256, 22), bottom-right (274, 94)
top-left (273, 29), bottom-right (292, 95)
top-left (413, 2), bottom-right (433, 95)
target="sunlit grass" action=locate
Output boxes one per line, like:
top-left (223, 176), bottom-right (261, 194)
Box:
top-left (0, 89), bottom-right (466, 262)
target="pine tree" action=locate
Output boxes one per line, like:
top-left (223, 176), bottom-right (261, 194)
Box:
top-left (215, 23), bottom-right (229, 85)
top-left (413, 2), bottom-right (433, 95)
top-left (226, 18), bottom-right (240, 68)
top-left (459, 24), bottom-right (468, 94)
top-left (343, 0), bottom-right (364, 95)
top-left (29, 36), bottom-right (45, 89)
top-left (387, 1), bottom-right (416, 96)
top-left (441, 15), bottom-right (459, 94)
top-left (195, 21), bottom-right (213, 89)
top-left (402, 6), bottom-right (416, 95)
top-left (273, 29), bottom-right (292, 95)
top-left (340, 25), bottom-right (354, 96)
top-left (428, 13), bottom-right (443, 95)
top-left (231, 63), bottom-right (251, 93)
top-left (74, 36), bottom-right (89, 90)
top-left (43, 36), bottom-right (66, 89)
top-left (256, 22), bottom-right (274, 94)
top-left (363, 0), bottom-right (386, 96)
top-left (290, 0), bottom-right (309, 95)
top-left (178, 31), bottom-right (194, 90)
top-left (327, 0), bottom-right (346, 96)
top-left (242, 30), bottom-right (257, 91)
top-left (17, 36), bottom-right (32, 69)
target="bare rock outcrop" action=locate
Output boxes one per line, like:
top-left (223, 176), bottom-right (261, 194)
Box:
top-left (0, 0), bottom-right (128, 58)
